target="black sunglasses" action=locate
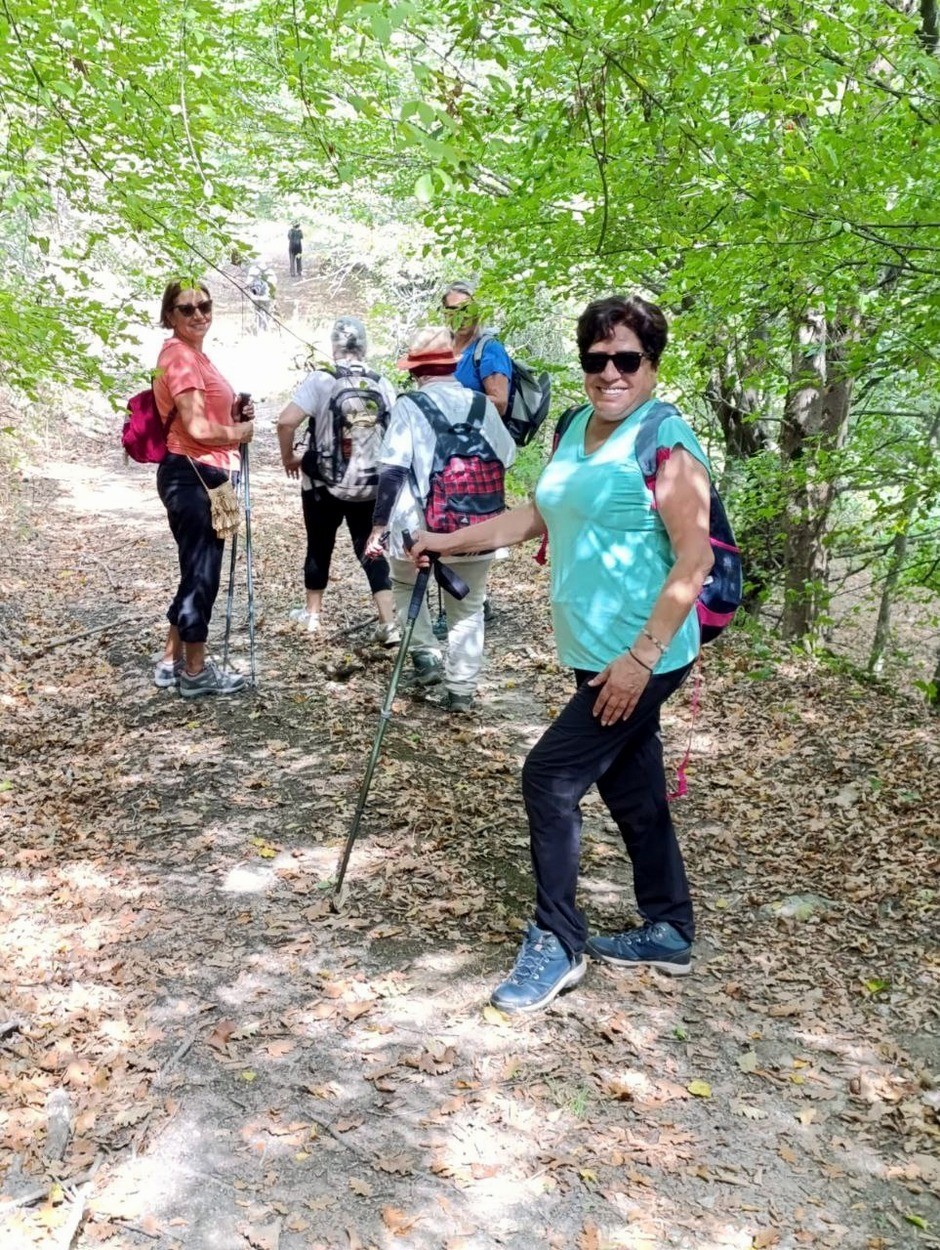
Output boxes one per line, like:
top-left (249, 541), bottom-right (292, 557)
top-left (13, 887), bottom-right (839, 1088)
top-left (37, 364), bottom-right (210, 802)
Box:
top-left (580, 350), bottom-right (651, 375)
top-left (174, 300), bottom-right (213, 317)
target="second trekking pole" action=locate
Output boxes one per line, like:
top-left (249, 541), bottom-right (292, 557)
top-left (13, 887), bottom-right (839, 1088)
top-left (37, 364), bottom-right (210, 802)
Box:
top-left (221, 529), bottom-right (238, 673)
top-left (241, 439), bottom-right (257, 687)
top-left (330, 534), bottom-right (469, 912)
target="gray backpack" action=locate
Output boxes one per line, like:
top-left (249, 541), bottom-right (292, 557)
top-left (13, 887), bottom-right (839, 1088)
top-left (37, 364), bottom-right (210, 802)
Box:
top-left (472, 334), bottom-right (551, 446)
top-left (304, 364), bottom-right (390, 502)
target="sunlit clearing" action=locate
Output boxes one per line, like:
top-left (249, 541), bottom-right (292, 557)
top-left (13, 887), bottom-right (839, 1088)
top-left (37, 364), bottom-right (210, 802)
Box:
top-left (220, 865), bottom-right (275, 893)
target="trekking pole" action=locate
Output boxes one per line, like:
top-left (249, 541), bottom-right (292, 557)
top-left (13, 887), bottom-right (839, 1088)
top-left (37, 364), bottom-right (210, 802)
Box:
top-left (432, 580), bottom-right (448, 640)
top-left (220, 527), bottom-right (239, 672)
top-left (241, 438), bottom-right (257, 688)
top-left (330, 534), bottom-right (469, 912)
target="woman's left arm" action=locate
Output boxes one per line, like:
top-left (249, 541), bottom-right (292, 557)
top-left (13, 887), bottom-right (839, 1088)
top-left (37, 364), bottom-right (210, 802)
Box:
top-left (589, 448), bottom-right (713, 725)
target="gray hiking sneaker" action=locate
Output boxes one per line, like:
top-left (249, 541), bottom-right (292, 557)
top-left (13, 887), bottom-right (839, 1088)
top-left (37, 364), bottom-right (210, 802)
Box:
top-left (586, 921), bottom-right (691, 976)
top-left (153, 658), bottom-right (184, 688)
top-left (372, 621), bottom-right (402, 647)
top-left (440, 690), bottom-right (474, 713)
top-left (179, 660), bottom-right (246, 700)
top-left (411, 651), bottom-right (443, 687)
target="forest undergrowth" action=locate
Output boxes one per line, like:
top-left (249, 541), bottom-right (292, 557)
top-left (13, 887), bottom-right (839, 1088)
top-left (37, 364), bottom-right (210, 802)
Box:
top-left (0, 422), bottom-right (937, 1250)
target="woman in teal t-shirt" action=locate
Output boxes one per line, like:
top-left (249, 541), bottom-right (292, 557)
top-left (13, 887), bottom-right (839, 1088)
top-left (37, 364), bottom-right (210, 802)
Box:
top-left (411, 295), bottom-right (715, 1014)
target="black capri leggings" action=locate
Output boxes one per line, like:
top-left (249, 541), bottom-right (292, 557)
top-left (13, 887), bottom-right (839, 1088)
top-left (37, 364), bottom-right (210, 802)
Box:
top-left (157, 453), bottom-right (230, 644)
top-left (301, 485), bottom-right (391, 595)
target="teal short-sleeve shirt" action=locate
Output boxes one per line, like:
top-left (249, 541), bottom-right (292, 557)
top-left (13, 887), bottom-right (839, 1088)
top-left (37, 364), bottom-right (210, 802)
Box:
top-left (533, 400), bottom-right (710, 674)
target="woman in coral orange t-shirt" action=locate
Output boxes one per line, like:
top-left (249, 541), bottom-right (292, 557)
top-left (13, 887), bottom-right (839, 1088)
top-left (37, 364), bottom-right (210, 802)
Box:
top-left (151, 280), bottom-right (255, 698)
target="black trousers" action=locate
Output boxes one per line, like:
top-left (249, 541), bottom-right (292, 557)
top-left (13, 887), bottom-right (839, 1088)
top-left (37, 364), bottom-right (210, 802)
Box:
top-left (521, 662), bottom-right (694, 958)
top-left (301, 485), bottom-right (391, 595)
top-left (157, 454), bottom-right (230, 643)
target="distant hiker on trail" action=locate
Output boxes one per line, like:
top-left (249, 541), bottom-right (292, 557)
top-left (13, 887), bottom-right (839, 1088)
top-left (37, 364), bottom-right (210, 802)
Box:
top-left (288, 223), bottom-right (303, 276)
top-left (364, 326), bottom-right (515, 713)
top-left (441, 280), bottom-right (512, 420)
top-left (276, 316), bottom-right (400, 644)
top-left (152, 280), bottom-right (255, 698)
top-left (248, 267), bottom-right (274, 333)
top-left (411, 295), bottom-right (715, 1009)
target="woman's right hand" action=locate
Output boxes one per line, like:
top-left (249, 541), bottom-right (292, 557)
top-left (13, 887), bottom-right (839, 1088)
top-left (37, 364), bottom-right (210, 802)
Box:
top-left (407, 529), bottom-right (449, 567)
top-left (237, 420), bottom-right (255, 445)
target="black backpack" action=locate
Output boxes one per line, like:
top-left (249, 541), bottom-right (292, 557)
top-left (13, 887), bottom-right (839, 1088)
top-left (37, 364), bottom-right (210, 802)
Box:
top-left (303, 364), bottom-right (391, 502)
top-left (408, 390), bottom-right (506, 533)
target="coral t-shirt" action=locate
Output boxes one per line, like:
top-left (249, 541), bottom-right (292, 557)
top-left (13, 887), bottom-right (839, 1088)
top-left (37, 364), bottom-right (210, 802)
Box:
top-left (153, 337), bottom-right (240, 471)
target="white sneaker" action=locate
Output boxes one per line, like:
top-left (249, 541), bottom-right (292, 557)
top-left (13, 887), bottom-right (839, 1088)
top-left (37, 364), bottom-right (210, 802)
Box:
top-left (289, 608), bottom-right (320, 633)
top-left (372, 621), bottom-right (402, 647)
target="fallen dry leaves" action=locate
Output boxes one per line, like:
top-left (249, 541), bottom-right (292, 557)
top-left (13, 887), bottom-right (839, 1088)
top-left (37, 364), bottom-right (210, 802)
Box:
top-left (0, 430), bottom-right (937, 1248)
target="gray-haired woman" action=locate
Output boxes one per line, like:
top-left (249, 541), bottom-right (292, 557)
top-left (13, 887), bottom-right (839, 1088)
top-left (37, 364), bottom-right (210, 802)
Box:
top-left (276, 316), bottom-right (400, 642)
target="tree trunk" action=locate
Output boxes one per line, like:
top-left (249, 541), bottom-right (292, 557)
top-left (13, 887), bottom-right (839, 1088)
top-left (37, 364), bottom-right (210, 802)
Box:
top-left (921, 0), bottom-right (939, 54)
top-left (927, 643), bottom-right (940, 710)
top-left (779, 311), bottom-right (855, 641)
top-left (868, 526), bottom-right (910, 675)
top-left (706, 355), bottom-right (767, 463)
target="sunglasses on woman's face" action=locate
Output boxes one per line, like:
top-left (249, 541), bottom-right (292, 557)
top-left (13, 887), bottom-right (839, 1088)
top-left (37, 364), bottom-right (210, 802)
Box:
top-left (580, 350), bottom-right (650, 375)
top-left (174, 300), bottom-right (213, 317)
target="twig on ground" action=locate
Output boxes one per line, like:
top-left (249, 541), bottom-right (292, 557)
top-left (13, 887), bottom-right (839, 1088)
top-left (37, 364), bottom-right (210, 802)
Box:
top-left (327, 617), bottom-right (373, 643)
top-left (306, 1113), bottom-right (376, 1160)
top-left (0, 1162), bottom-right (100, 1216)
top-left (152, 1027), bottom-right (201, 1088)
top-left (113, 1218), bottom-right (162, 1241)
top-left (59, 1161), bottom-right (101, 1250)
top-left (80, 554), bottom-right (120, 592)
top-left (26, 617), bottom-right (140, 658)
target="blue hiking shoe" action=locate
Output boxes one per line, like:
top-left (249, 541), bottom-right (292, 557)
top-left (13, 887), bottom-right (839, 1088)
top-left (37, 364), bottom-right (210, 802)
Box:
top-left (586, 921), bottom-right (691, 976)
top-left (490, 923), bottom-right (587, 1014)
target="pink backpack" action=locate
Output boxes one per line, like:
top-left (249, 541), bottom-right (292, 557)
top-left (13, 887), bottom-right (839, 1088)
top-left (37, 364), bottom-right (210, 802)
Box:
top-left (122, 388), bottom-right (174, 463)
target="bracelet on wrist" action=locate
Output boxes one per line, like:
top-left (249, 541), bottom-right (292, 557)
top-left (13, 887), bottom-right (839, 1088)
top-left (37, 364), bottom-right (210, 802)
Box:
top-left (627, 648), bottom-right (653, 674)
top-left (640, 626), bottom-right (667, 654)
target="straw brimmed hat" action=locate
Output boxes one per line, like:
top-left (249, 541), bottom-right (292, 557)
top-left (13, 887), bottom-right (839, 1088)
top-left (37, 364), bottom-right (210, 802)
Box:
top-left (397, 326), bottom-right (458, 372)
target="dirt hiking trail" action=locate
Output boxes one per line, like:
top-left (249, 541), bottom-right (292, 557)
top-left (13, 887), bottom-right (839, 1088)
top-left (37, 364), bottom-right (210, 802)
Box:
top-left (0, 395), bottom-right (938, 1250)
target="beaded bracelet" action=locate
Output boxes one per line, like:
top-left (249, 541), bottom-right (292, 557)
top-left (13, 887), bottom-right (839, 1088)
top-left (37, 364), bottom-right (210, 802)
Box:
top-left (640, 626), bottom-right (667, 654)
top-left (627, 649), bottom-right (653, 673)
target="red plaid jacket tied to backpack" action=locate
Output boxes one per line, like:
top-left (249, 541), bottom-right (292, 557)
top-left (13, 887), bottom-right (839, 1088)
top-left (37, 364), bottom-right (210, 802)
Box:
top-left (408, 391), bottom-right (506, 534)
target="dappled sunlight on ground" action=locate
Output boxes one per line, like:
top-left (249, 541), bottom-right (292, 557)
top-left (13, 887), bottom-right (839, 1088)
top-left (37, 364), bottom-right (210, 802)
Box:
top-left (0, 428), bottom-right (937, 1248)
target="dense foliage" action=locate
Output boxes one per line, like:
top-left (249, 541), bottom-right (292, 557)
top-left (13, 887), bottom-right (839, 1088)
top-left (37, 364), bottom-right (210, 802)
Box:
top-left (1, 0), bottom-right (938, 677)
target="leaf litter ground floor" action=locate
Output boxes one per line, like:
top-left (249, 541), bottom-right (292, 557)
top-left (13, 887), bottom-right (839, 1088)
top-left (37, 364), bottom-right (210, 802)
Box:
top-left (0, 430), bottom-right (937, 1250)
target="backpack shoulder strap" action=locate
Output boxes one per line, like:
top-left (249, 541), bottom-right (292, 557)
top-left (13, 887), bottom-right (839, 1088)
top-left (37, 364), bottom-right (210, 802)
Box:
top-left (551, 403), bottom-right (591, 453)
top-left (466, 391), bottom-right (486, 428)
top-left (409, 388), bottom-right (486, 434)
top-left (472, 334), bottom-right (493, 368)
top-left (634, 400), bottom-right (682, 479)
top-left (407, 388), bottom-right (451, 438)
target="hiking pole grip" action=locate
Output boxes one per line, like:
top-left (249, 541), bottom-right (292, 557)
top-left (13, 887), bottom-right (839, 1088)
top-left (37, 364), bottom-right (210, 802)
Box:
top-left (402, 530), bottom-right (471, 604)
top-left (402, 530), bottom-right (431, 620)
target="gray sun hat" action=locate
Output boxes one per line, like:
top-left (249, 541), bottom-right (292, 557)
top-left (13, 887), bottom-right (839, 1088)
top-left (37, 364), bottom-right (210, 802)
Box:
top-left (331, 316), bottom-right (367, 357)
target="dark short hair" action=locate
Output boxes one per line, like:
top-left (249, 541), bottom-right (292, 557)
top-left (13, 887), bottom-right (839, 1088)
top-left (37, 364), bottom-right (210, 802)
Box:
top-left (576, 295), bottom-right (668, 364)
top-left (160, 280), bottom-right (210, 329)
